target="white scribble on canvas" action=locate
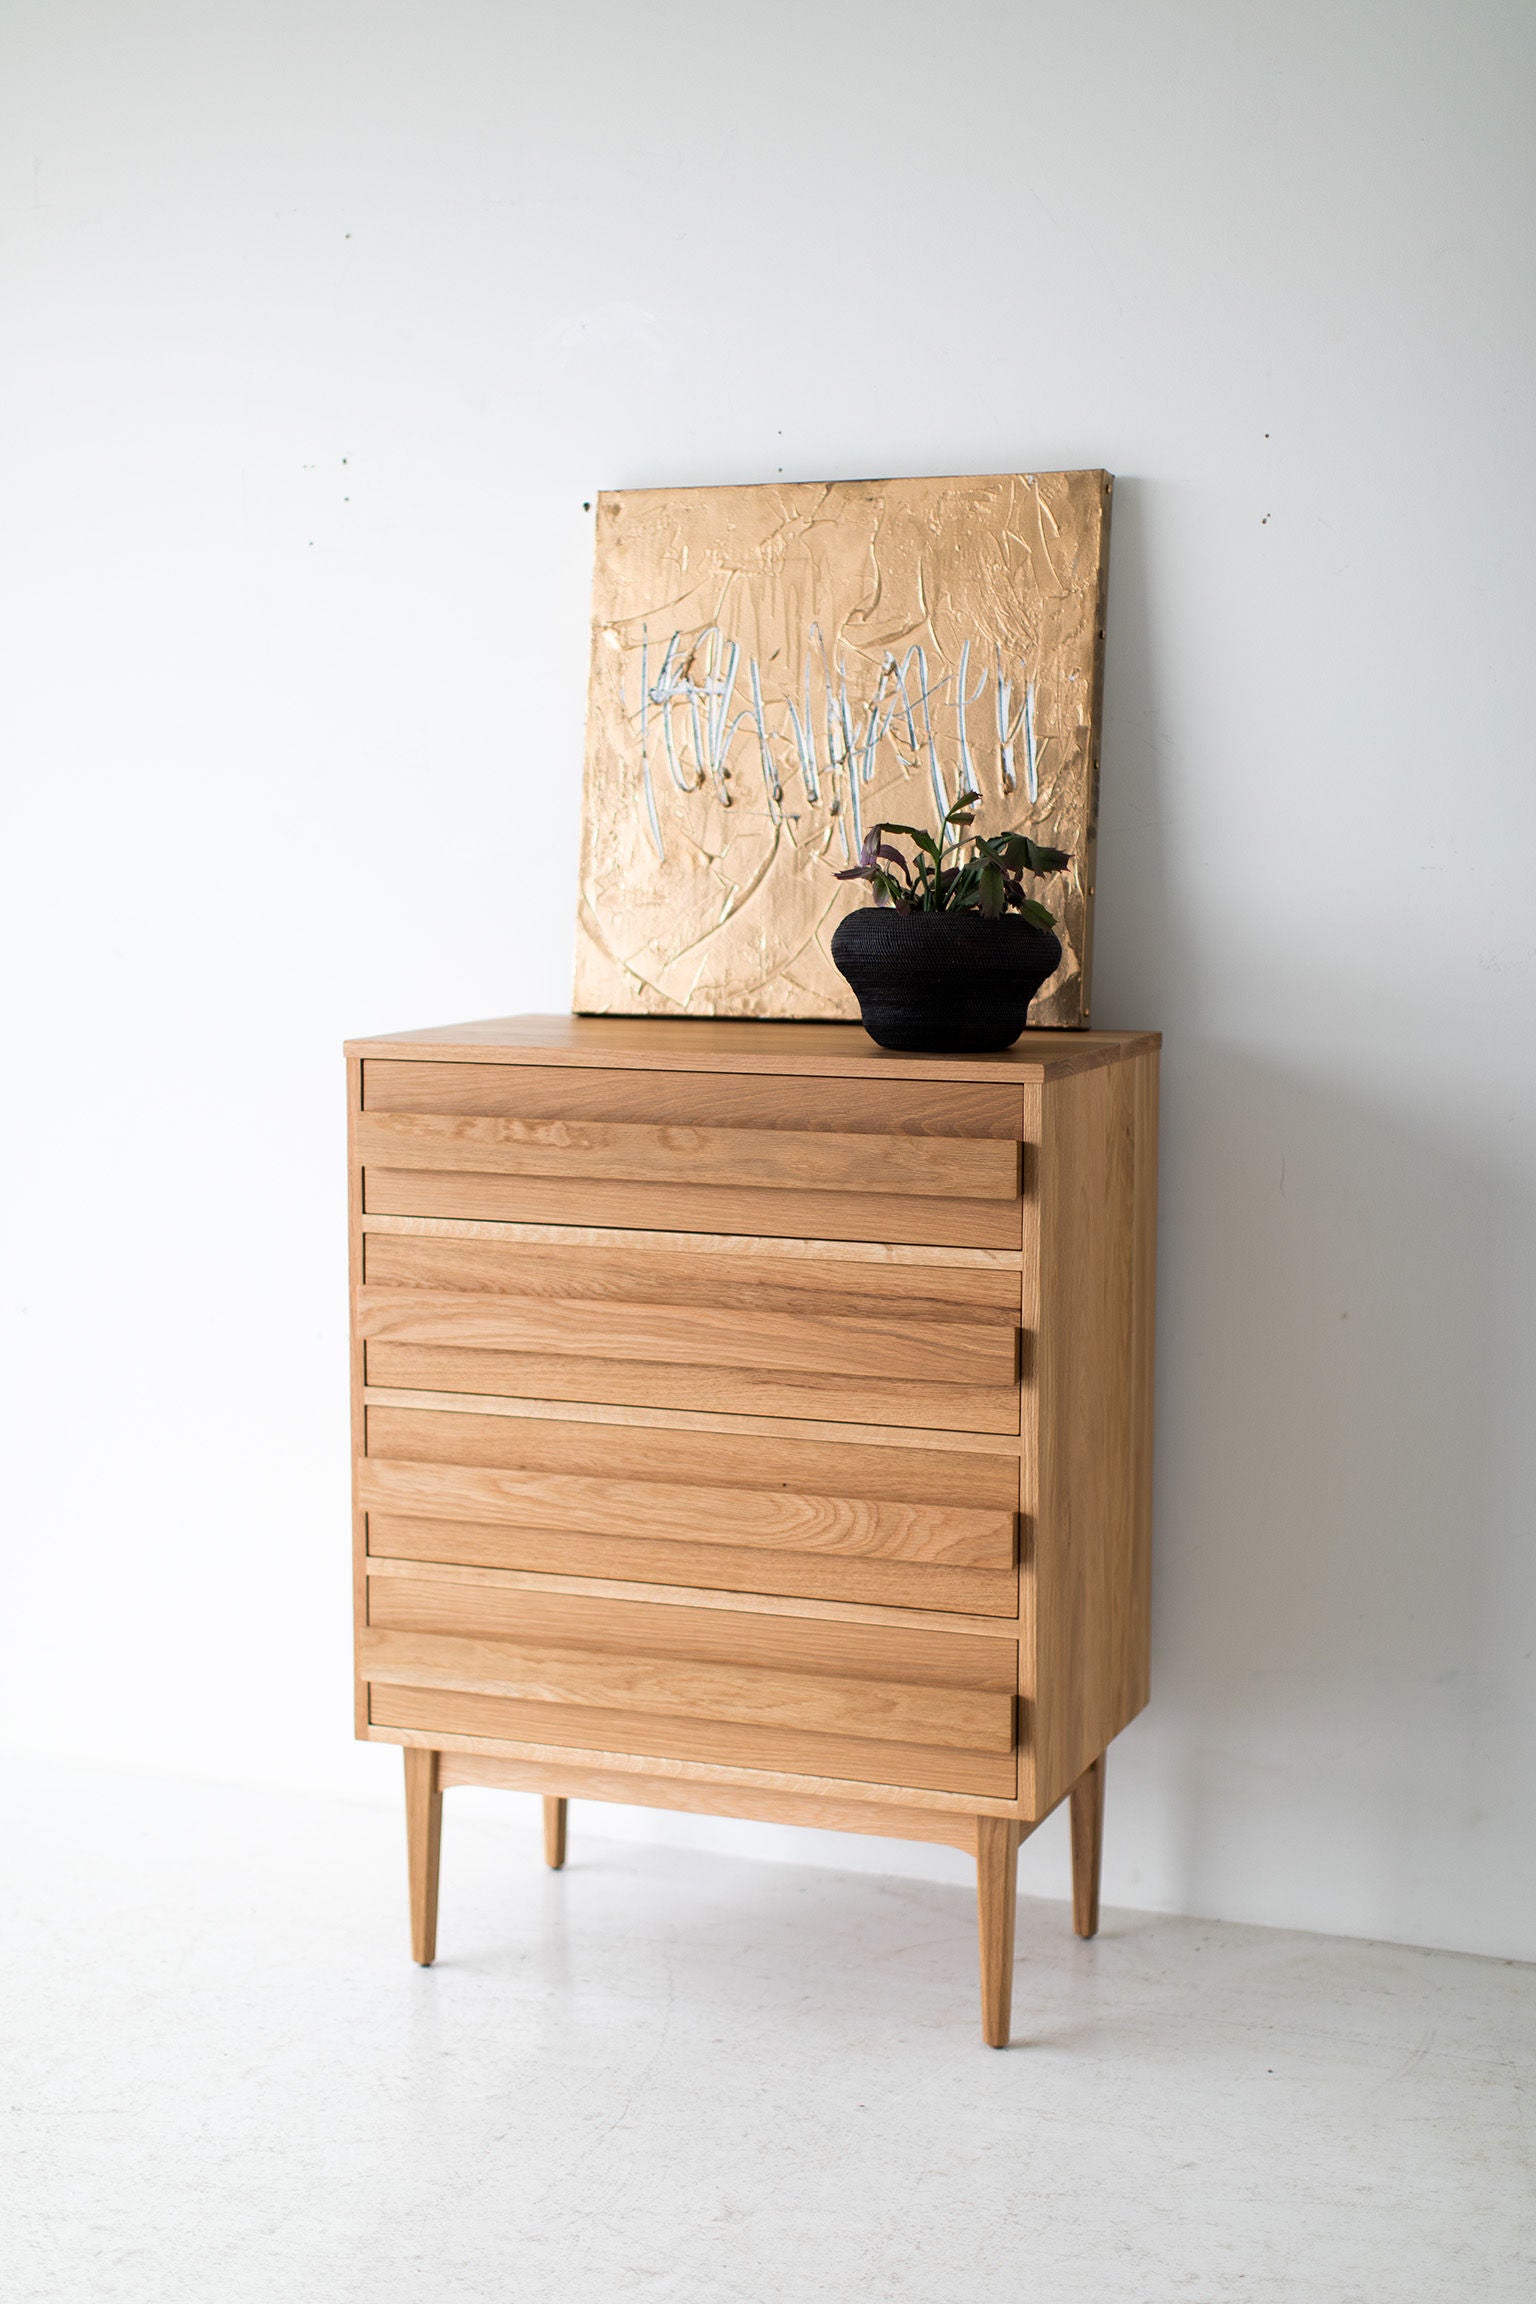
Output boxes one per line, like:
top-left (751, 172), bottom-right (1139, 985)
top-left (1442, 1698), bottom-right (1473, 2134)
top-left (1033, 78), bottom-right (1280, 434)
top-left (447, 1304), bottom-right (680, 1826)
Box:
top-left (633, 625), bottom-right (1042, 864)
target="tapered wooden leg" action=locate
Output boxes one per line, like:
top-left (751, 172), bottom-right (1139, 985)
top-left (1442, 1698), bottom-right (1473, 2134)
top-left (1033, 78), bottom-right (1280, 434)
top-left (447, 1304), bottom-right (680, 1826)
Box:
top-left (543, 1796), bottom-right (568, 1870)
top-left (404, 1747), bottom-right (442, 1965)
top-left (976, 1817), bottom-right (1021, 2048)
top-left (1070, 1753), bottom-right (1105, 1939)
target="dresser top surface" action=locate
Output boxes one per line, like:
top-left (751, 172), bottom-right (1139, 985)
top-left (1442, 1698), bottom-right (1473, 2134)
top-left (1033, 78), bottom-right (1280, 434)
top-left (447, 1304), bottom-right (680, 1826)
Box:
top-left (345, 1013), bottom-right (1159, 1084)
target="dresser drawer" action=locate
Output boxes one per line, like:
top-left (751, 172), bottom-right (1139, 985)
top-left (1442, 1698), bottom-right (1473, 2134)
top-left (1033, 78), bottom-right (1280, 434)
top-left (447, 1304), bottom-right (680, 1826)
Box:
top-left (358, 1061), bottom-right (1026, 1250)
top-left (362, 1405), bottom-right (1021, 1617)
top-left (362, 1576), bottom-right (1018, 1798)
top-left (359, 1233), bottom-right (1022, 1434)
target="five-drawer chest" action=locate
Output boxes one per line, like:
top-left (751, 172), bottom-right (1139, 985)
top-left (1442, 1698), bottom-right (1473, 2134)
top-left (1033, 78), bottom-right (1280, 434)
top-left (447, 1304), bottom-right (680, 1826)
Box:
top-left (346, 1013), bottom-right (1159, 2045)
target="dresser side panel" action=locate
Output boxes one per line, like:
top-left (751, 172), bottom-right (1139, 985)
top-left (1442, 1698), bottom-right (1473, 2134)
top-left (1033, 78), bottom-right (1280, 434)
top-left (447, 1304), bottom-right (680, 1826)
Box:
top-left (1016, 1083), bottom-right (1043, 1814)
top-left (348, 1054), bottom-right (369, 1738)
top-left (1127, 1048), bottom-right (1160, 1721)
top-left (1027, 1050), bottom-right (1157, 1813)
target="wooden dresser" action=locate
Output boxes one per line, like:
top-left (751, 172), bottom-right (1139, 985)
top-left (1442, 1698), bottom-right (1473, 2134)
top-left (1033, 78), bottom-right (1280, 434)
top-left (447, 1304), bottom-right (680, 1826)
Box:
top-left (346, 1014), bottom-right (1158, 2045)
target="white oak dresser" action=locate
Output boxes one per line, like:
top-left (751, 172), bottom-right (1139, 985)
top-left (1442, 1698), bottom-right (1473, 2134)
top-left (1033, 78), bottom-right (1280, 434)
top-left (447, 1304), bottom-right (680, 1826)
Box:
top-left (347, 1014), bottom-right (1158, 2044)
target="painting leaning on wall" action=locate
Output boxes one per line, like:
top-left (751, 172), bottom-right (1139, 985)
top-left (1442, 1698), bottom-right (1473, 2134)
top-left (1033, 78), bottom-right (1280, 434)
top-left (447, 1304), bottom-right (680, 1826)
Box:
top-left (573, 469), bottom-right (1112, 1028)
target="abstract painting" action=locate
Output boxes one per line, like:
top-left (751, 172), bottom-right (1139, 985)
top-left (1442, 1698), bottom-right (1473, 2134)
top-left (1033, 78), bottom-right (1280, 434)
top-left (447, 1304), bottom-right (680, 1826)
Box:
top-left (573, 470), bottom-right (1111, 1027)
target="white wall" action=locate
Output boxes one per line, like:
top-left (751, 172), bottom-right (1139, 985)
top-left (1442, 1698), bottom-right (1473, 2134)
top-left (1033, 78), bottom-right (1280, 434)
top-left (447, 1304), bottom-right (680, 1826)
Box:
top-left (4, 0), bottom-right (1533, 1960)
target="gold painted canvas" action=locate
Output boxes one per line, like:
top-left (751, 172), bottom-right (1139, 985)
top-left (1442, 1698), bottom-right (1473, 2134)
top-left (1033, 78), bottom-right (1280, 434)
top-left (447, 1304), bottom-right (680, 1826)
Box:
top-left (573, 470), bottom-right (1111, 1026)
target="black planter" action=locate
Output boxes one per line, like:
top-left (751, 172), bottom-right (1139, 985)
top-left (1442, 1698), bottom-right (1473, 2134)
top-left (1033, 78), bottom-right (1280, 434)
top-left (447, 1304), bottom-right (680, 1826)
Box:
top-left (831, 908), bottom-right (1063, 1053)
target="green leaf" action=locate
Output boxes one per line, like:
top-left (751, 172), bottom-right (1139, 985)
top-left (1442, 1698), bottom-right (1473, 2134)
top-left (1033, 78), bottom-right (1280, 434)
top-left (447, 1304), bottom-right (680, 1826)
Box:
top-left (977, 830), bottom-right (1070, 875)
top-left (1017, 894), bottom-right (1057, 928)
top-left (881, 821), bottom-right (944, 865)
top-left (977, 863), bottom-right (1007, 918)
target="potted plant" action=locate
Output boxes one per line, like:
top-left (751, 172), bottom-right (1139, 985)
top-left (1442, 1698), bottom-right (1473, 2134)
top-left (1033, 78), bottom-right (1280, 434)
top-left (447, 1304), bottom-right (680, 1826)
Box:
top-left (830, 795), bottom-right (1070, 1052)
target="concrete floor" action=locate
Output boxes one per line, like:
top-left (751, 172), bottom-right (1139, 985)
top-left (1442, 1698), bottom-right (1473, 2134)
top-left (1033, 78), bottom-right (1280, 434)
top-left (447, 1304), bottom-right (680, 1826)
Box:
top-left (2, 1764), bottom-right (1532, 2303)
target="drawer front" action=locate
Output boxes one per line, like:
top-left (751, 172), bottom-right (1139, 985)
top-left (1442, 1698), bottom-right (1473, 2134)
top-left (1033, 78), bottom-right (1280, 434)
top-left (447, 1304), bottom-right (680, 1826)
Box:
top-left (358, 1062), bottom-right (1025, 1251)
top-left (363, 1062), bottom-right (1026, 1135)
top-left (363, 1405), bottom-right (1021, 1618)
top-left (362, 1575), bottom-right (1018, 1798)
top-left (358, 1234), bottom-right (1022, 1435)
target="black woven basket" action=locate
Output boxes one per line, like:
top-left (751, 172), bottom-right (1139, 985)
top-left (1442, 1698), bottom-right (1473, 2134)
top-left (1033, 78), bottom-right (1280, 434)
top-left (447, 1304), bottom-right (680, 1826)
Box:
top-left (831, 909), bottom-right (1063, 1053)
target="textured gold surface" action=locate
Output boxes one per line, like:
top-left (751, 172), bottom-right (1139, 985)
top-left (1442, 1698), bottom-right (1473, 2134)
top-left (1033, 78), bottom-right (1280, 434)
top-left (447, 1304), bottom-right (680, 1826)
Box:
top-left (573, 471), bottom-right (1110, 1027)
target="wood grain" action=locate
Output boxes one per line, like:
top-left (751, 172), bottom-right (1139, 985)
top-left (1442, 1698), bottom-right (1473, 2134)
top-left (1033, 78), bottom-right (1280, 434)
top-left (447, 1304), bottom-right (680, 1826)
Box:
top-left (362, 1214), bottom-right (1024, 1271)
top-left (355, 1287), bottom-right (1017, 1387)
top-left (543, 1795), bottom-right (567, 1869)
top-left (1070, 1753), bottom-right (1105, 1939)
top-left (358, 1458), bottom-right (1013, 1568)
top-left (348, 1056), bottom-right (369, 1739)
top-left (360, 1625), bottom-right (1014, 1750)
top-left (364, 1385), bottom-right (1028, 1456)
top-left (346, 1014), bottom-right (1158, 1086)
top-left (363, 1060), bottom-right (1027, 1139)
top-left (362, 1403), bottom-right (1023, 1606)
top-left (361, 1231), bottom-right (1023, 1320)
top-left (1024, 1047), bottom-right (1158, 1814)
top-left (363, 1167), bottom-right (1023, 1250)
top-left (365, 1514), bottom-right (1019, 1619)
top-left (363, 1578), bottom-right (1016, 1688)
top-left (976, 1816), bottom-right (1022, 2047)
top-left (373, 1718), bottom-right (1017, 1813)
top-left (436, 1750), bottom-right (981, 1850)
top-left (364, 1405), bottom-right (1023, 1508)
top-left (363, 1552), bottom-right (1019, 1639)
top-left (369, 1682), bottom-right (1017, 1798)
top-left (357, 1109), bottom-right (1020, 1201)
top-left (403, 1746), bottom-right (441, 1965)
top-left (362, 1340), bottom-right (1021, 1435)
top-left (1128, 1050), bottom-right (1159, 1719)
